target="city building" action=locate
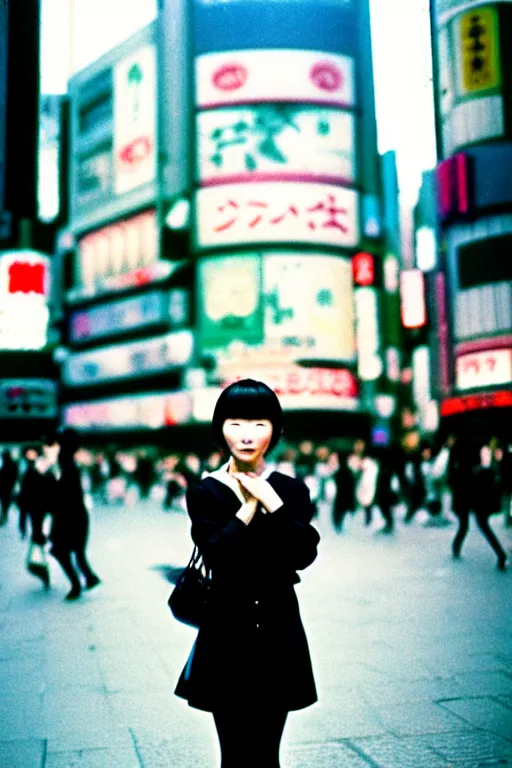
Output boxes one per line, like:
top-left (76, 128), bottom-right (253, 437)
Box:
top-left (430, 0), bottom-right (512, 438)
top-left (59, 0), bottom-right (401, 448)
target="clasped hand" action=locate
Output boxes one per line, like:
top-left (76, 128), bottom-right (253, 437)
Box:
top-left (233, 472), bottom-right (283, 514)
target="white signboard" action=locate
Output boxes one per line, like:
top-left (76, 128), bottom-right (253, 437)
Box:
top-left (64, 391), bottom-right (193, 431)
top-left (456, 348), bottom-right (512, 390)
top-left (197, 106), bottom-right (356, 185)
top-left (114, 44), bottom-right (157, 195)
top-left (263, 253), bottom-right (356, 362)
top-left (0, 250), bottom-right (50, 350)
top-left (196, 182), bottom-right (359, 250)
top-left (196, 49), bottom-right (355, 109)
top-left (63, 330), bottom-right (194, 386)
top-left (355, 287), bottom-right (382, 381)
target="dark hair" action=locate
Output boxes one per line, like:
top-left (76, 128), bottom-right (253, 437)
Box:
top-left (212, 379), bottom-right (283, 453)
top-left (43, 431), bottom-right (60, 447)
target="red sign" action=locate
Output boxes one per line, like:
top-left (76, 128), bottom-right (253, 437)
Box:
top-left (352, 252), bottom-right (375, 287)
top-left (8, 262), bottom-right (46, 295)
top-left (441, 389), bottom-right (512, 416)
top-left (437, 153), bottom-right (471, 220)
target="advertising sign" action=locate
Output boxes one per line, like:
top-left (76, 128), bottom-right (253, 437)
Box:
top-left (456, 6), bottom-right (501, 96)
top-left (0, 379), bottom-right (58, 420)
top-left (196, 182), bottom-right (359, 250)
top-left (355, 287), bottom-right (382, 381)
top-left (198, 255), bottom-right (263, 350)
top-left (455, 282), bottom-right (511, 340)
top-left (0, 251), bottom-right (50, 350)
top-left (456, 348), bottom-right (512, 390)
top-left (400, 270), bottom-right (427, 329)
top-left (78, 209), bottom-right (158, 294)
top-left (62, 330), bottom-right (194, 386)
top-left (437, 11), bottom-right (505, 155)
top-left (263, 253), bottom-right (356, 362)
top-left (113, 44), bottom-right (157, 195)
top-left (196, 49), bottom-right (355, 109)
top-left (197, 106), bottom-right (356, 185)
top-left (69, 289), bottom-right (190, 344)
top-left (441, 388), bottom-right (512, 416)
top-left (64, 391), bottom-right (193, 431)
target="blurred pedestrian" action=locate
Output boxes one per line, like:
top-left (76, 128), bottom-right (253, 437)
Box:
top-left (451, 440), bottom-right (508, 571)
top-left (175, 379), bottom-right (319, 768)
top-left (332, 451), bottom-right (355, 533)
top-left (134, 451), bottom-right (155, 499)
top-left (348, 440), bottom-right (379, 527)
top-left (18, 446), bottom-right (51, 588)
top-left (374, 447), bottom-right (399, 534)
top-left (48, 430), bottom-right (102, 600)
top-left (0, 449), bottom-right (19, 526)
top-left (419, 440), bottom-right (451, 527)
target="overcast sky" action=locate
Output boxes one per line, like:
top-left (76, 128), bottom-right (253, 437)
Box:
top-left (40, 0), bottom-right (436, 206)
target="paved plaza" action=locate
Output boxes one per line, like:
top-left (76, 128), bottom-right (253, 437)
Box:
top-left (0, 499), bottom-right (511, 767)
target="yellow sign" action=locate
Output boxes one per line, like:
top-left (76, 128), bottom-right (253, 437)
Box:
top-left (459, 6), bottom-right (501, 94)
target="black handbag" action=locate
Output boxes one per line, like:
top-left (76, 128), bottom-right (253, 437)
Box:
top-left (168, 545), bottom-right (212, 629)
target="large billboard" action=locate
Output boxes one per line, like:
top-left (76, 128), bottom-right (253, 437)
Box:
top-left (195, 181), bottom-right (359, 250)
top-left (197, 105), bottom-right (356, 186)
top-left (196, 49), bottom-right (355, 109)
top-left (198, 252), bottom-right (356, 363)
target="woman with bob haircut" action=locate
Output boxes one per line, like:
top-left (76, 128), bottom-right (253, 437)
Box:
top-left (175, 379), bottom-right (320, 767)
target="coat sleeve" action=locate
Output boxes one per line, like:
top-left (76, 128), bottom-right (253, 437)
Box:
top-left (266, 481), bottom-right (320, 571)
top-left (186, 482), bottom-right (250, 568)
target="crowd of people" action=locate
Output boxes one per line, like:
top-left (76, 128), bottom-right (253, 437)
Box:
top-left (1, 431), bottom-right (511, 600)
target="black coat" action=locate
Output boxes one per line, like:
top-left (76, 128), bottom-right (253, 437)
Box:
top-left (174, 471), bottom-right (320, 713)
top-left (49, 461), bottom-right (90, 553)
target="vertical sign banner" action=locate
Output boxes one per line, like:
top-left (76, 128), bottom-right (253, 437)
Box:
top-left (0, 2), bottom-right (8, 213)
top-left (355, 287), bottom-right (382, 381)
top-left (198, 254), bottom-right (264, 350)
top-left (457, 6), bottom-right (501, 96)
top-left (114, 45), bottom-right (157, 195)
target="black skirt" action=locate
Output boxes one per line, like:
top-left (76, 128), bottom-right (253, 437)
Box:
top-left (175, 584), bottom-right (317, 713)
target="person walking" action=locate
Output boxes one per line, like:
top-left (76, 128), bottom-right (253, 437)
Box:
top-left (18, 446), bottom-right (51, 588)
top-left (0, 449), bottom-right (19, 526)
top-left (331, 450), bottom-right (356, 533)
top-left (174, 379), bottom-right (320, 768)
top-left (451, 439), bottom-right (508, 571)
top-left (47, 430), bottom-right (102, 600)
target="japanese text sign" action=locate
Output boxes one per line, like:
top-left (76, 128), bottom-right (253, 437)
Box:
top-left (456, 348), bottom-right (512, 391)
top-left (195, 182), bottom-right (359, 250)
top-left (196, 49), bottom-right (355, 109)
top-left (197, 106), bottom-right (356, 185)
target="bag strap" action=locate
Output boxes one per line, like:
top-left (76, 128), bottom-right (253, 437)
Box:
top-left (188, 545), bottom-right (212, 577)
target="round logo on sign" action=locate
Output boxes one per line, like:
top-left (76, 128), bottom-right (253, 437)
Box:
top-left (118, 136), bottom-right (152, 167)
top-left (212, 63), bottom-right (248, 92)
top-left (309, 62), bottom-right (343, 92)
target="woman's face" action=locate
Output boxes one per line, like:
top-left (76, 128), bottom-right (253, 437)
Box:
top-left (222, 418), bottom-right (273, 467)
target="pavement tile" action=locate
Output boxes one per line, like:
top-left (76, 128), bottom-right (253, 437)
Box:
top-left (454, 671), bottom-right (512, 698)
top-left (43, 688), bottom-right (123, 752)
top-left (0, 738), bottom-right (45, 768)
top-left (44, 746), bottom-right (141, 767)
top-left (284, 741), bottom-right (378, 767)
top-left (377, 701), bottom-right (470, 737)
top-left (0, 656), bottom-right (46, 696)
top-left (438, 697), bottom-right (512, 743)
top-left (97, 647), bottom-right (170, 693)
top-left (359, 677), bottom-right (466, 708)
top-left (424, 729), bottom-right (512, 764)
top-left (108, 692), bottom-right (178, 735)
top-left (0, 693), bottom-right (45, 741)
top-left (131, 735), bottom-right (214, 768)
top-left (349, 734), bottom-right (447, 768)
top-left (284, 696), bottom-right (386, 743)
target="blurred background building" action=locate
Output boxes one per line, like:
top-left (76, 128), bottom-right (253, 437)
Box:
top-left (1, 0), bottom-right (509, 451)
